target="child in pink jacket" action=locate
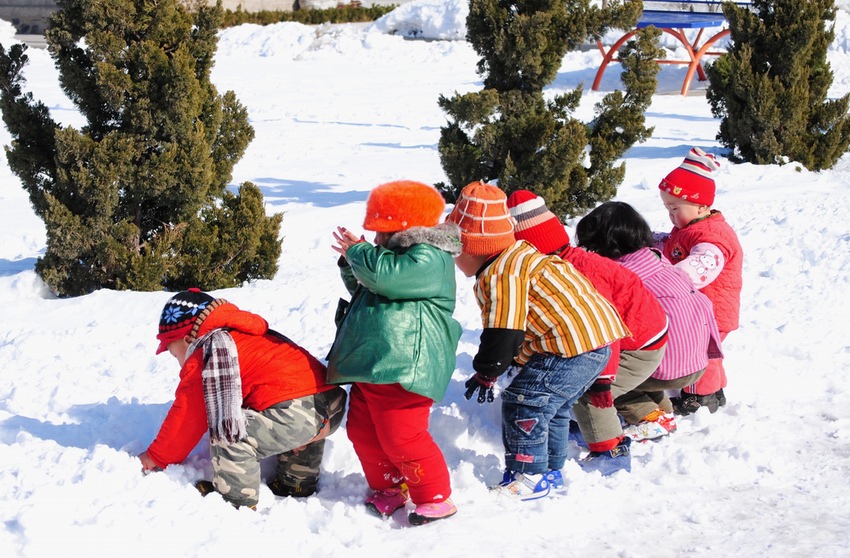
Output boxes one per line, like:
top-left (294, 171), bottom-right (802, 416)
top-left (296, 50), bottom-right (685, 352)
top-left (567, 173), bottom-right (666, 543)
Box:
top-left (507, 190), bottom-right (668, 470)
top-left (576, 201), bottom-right (724, 435)
top-left (655, 148), bottom-right (743, 414)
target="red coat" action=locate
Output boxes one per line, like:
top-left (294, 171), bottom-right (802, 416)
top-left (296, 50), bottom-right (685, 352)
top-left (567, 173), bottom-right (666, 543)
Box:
top-left (146, 302), bottom-right (333, 469)
top-left (662, 211), bottom-right (743, 332)
top-left (559, 246), bottom-right (668, 351)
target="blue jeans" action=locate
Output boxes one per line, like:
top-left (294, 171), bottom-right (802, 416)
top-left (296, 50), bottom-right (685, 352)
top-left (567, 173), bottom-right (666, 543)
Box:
top-left (501, 347), bottom-right (610, 474)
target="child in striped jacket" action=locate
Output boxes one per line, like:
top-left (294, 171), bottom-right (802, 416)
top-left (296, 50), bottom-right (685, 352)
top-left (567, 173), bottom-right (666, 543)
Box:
top-left (575, 201), bottom-right (723, 434)
top-left (445, 182), bottom-right (629, 500)
top-left (506, 190), bottom-right (669, 470)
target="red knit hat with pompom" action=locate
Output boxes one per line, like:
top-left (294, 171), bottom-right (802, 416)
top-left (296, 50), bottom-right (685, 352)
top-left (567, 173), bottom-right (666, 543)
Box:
top-left (363, 180), bottom-right (445, 232)
top-left (659, 147), bottom-right (720, 206)
top-left (506, 190), bottom-right (570, 255)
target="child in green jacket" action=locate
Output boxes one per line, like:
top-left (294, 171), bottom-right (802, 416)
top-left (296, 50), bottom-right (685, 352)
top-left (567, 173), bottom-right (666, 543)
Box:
top-left (327, 180), bottom-right (462, 525)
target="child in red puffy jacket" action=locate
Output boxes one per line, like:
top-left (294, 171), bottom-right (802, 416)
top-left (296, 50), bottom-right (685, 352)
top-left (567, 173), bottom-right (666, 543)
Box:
top-left (655, 147), bottom-right (743, 414)
top-left (139, 289), bottom-right (346, 509)
top-left (507, 190), bottom-right (668, 473)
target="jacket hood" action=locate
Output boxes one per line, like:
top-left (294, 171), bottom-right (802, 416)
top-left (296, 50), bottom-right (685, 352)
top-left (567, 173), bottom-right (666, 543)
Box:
top-left (192, 301), bottom-right (269, 339)
top-left (387, 221), bottom-right (463, 256)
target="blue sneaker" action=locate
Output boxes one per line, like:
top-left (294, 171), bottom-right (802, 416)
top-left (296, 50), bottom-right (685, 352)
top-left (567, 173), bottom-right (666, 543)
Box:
top-left (579, 437), bottom-right (632, 476)
top-left (491, 471), bottom-right (551, 501)
top-left (568, 420), bottom-right (588, 448)
top-left (544, 469), bottom-right (564, 489)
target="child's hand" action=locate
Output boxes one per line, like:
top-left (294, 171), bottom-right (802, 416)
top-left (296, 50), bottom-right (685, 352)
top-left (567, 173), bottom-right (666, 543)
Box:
top-left (138, 451), bottom-right (162, 475)
top-left (464, 373), bottom-right (497, 404)
top-left (332, 226), bottom-right (365, 255)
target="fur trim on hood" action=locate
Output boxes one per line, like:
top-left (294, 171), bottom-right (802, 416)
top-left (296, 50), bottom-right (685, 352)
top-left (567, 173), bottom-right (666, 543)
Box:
top-left (387, 221), bottom-right (462, 256)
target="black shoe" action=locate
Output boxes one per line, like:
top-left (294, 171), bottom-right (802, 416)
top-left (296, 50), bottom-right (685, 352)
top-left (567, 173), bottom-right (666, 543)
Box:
top-left (267, 477), bottom-right (317, 498)
top-left (195, 480), bottom-right (217, 497)
top-left (672, 391), bottom-right (719, 416)
top-left (715, 388), bottom-right (727, 407)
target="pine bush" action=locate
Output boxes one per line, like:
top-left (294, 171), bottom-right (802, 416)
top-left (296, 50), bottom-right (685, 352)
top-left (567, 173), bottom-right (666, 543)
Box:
top-left (0, 0), bottom-right (282, 296)
top-left (437, 0), bottom-right (662, 218)
top-left (706, 0), bottom-right (850, 170)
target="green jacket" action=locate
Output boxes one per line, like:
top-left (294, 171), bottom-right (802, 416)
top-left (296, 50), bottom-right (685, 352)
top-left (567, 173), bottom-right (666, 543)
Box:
top-left (327, 222), bottom-right (463, 402)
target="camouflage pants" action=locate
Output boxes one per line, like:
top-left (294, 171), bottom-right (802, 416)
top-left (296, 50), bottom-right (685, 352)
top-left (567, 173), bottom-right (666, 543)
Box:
top-left (209, 386), bottom-right (347, 508)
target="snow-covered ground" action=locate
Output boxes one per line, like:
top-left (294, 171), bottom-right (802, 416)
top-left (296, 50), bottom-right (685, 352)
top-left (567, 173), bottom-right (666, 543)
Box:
top-left (1, 2), bottom-right (849, 556)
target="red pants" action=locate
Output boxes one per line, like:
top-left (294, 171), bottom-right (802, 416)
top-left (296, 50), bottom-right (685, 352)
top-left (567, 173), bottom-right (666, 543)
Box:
top-left (688, 331), bottom-right (729, 395)
top-left (346, 383), bottom-right (451, 505)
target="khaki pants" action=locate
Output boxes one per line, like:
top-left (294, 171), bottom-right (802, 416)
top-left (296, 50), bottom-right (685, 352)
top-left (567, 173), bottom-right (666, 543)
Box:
top-left (573, 347), bottom-right (665, 445)
top-left (616, 368), bottom-right (705, 423)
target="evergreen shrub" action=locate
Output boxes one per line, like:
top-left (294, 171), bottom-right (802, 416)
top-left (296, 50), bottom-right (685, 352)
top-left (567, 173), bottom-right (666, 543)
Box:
top-left (0, 0), bottom-right (282, 296)
top-left (706, 0), bottom-right (850, 170)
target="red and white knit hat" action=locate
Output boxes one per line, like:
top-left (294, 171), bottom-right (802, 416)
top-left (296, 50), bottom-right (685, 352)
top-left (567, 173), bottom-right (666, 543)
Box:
top-left (506, 190), bottom-right (570, 255)
top-left (659, 147), bottom-right (721, 206)
top-left (445, 181), bottom-right (516, 256)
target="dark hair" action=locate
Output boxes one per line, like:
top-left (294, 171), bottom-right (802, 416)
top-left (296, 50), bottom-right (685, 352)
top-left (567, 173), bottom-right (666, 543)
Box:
top-left (574, 201), bottom-right (654, 259)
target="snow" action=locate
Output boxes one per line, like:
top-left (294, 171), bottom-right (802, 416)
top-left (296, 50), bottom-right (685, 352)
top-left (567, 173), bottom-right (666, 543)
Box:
top-left (2, 1), bottom-right (850, 556)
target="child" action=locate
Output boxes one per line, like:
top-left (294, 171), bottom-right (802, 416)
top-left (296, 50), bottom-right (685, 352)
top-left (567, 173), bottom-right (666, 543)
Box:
top-left (446, 181), bottom-right (629, 498)
top-left (506, 190), bottom-right (670, 466)
top-left (656, 147), bottom-right (743, 414)
top-left (139, 289), bottom-right (347, 509)
top-left (326, 180), bottom-right (463, 526)
top-left (575, 201), bottom-right (724, 432)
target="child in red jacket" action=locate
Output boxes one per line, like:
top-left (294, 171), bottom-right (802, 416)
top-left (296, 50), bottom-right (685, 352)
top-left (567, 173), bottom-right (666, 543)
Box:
top-left (507, 190), bottom-right (669, 472)
top-left (138, 289), bottom-right (346, 509)
top-left (656, 147), bottom-right (743, 414)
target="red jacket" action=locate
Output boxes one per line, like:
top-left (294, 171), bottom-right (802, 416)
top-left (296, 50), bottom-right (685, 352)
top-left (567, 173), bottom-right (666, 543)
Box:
top-left (559, 246), bottom-right (668, 352)
top-left (146, 302), bottom-right (333, 468)
top-left (662, 211), bottom-right (743, 332)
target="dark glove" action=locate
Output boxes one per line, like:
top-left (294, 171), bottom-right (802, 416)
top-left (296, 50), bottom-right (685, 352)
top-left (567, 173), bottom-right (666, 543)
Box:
top-left (588, 380), bottom-right (613, 409)
top-left (464, 374), bottom-right (497, 404)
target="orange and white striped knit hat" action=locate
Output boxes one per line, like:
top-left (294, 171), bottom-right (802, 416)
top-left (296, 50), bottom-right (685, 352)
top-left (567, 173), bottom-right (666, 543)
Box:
top-left (659, 147), bottom-right (721, 206)
top-left (445, 181), bottom-right (516, 256)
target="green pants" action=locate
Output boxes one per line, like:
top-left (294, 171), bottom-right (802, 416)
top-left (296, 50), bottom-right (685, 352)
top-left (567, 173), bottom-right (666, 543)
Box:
top-left (210, 386), bottom-right (347, 508)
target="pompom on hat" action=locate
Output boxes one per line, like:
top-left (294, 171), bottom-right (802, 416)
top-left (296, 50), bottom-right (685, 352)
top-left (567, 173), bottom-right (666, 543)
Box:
top-left (506, 190), bottom-right (570, 255)
top-left (445, 181), bottom-right (516, 256)
top-left (363, 180), bottom-right (445, 232)
top-left (659, 147), bottom-right (721, 206)
top-left (155, 288), bottom-right (215, 354)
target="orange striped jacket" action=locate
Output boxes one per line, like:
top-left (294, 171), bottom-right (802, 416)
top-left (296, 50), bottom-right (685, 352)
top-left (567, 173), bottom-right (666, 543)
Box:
top-left (474, 241), bottom-right (629, 364)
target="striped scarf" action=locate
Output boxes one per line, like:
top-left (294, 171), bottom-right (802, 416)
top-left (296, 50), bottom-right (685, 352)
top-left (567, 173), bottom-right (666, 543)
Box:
top-left (186, 329), bottom-right (247, 443)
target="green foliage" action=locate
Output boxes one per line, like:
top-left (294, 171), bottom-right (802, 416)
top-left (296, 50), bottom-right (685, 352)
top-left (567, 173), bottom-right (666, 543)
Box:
top-left (438, 0), bottom-right (660, 217)
top-left (0, 0), bottom-right (282, 296)
top-left (220, 4), bottom-right (396, 27)
top-left (706, 0), bottom-right (850, 170)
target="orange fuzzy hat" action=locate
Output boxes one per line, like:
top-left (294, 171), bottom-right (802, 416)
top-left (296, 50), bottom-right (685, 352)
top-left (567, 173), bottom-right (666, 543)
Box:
top-left (445, 181), bottom-right (516, 256)
top-left (362, 180), bottom-right (446, 232)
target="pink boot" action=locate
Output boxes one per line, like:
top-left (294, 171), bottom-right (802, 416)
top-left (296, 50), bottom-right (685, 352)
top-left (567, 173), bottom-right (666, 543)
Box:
top-left (408, 498), bottom-right (457, 526)
top-left (364, 485), bottom-right (410, 517)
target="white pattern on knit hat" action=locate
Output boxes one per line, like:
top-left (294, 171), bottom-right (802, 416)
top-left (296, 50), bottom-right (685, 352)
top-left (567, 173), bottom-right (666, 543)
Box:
top-left (452, 195), bottom-right (516, 235)
top-left (679, 147), bottom-right (721, 178)
top-left (509, 196), bottom-right (557, 233)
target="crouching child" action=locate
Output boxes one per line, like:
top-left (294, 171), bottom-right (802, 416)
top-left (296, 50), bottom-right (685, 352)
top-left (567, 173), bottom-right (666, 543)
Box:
top-left (139, 289), bottom-right (346, 509)
top-left (445, 182), bottom-right (629, 500)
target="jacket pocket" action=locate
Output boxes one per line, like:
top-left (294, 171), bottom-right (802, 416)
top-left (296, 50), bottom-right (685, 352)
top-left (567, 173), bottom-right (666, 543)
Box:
top-left (333, 298), bottom-right (350, 329)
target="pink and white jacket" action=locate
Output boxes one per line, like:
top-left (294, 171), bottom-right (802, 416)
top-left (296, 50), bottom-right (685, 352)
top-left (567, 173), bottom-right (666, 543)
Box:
top-left (660, 210), bottom-right (743, 333)
top-left (618, 247), bottom-right (723, 380)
